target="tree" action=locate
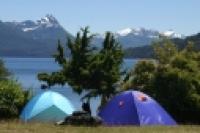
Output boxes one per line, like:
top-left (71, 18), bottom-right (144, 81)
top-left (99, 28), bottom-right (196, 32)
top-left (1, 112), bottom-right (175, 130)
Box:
top-left (123, 60), bottom-right (156, 94)
top-left (86, 32), bottom-right (123, 108)
top-left (39, 27), bottom-right (95, 93)
top-left (153, 38), bottom-right (177, 64)
top-left (123, 39), bottom-right (200, 124)
top-left (38, 28), bottom-right (124, 111)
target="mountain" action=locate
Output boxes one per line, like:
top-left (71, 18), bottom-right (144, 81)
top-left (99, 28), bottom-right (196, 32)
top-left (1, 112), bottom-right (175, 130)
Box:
top-left (161, 30), bottom-right (184, 38)
top-left (124, 33), bottom-right (200, 58)
top-left (0, 14), bottom-right (73, 57)
top-left (0, 15), bottom-right (185, 57)
top-left (115, 28), bottom-right (160, 48)
top-left (93, 28), bottom-right (184, 48)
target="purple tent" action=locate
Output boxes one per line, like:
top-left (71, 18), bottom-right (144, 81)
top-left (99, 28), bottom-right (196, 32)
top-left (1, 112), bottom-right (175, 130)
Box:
top-left (98, 90), bottom-right (176, 126)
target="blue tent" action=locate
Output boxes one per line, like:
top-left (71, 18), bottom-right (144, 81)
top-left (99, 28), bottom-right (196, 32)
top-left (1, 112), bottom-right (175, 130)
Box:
top-left (98, 90), bottom-right (176, 126)
top-left (20, 91), bottom-right (74, 122)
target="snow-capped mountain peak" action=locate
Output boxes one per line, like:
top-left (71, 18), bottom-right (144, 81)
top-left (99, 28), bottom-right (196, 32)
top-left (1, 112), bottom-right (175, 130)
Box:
top-left (20, 14), bottom-right (60, 32)
top-left (0, 15), bottom-right (73, 57)
top-left (38, 14), bottom-right (59, 25)
top-left (36, 14), bottom-right (59, 28)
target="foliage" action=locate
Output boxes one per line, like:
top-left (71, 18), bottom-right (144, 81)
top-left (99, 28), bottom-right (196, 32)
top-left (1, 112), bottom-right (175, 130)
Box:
top-left (123, 60), bottom-right (156, 93)
top-left (0, 59), bottom-right (10, 80)
top-left (38, 27), bottom-right (123, 109)
top-left (153, 38), bottom-right (177, 64)
top-left (0, 80), bottom-right (32, 118)
top-left (0, 58), bottom-right (32, 118)
top-left (88, 32), bottom-right (123, 107)
top-left (123, 39), bottom-right (200, 124)
top-left (38, 27), bottom-right (95, 94)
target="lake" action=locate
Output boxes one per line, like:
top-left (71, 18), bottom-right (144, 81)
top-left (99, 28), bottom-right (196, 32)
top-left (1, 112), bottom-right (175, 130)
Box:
top-left (3, 58), bottom-right (138, 115)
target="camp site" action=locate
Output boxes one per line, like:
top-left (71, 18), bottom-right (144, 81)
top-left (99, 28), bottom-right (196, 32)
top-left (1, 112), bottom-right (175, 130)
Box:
top-left (0, 0), bottom-right (200, 133)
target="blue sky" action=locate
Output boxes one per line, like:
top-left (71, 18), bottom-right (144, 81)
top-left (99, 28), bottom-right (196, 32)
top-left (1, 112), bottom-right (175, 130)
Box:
top-left (0, 0), bottom-right (199, 35)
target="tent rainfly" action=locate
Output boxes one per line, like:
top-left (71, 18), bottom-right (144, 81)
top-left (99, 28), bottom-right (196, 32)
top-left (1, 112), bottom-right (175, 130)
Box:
top-left (20, 91), bottom-right (74, 122)
top-left (98, 90), bottom-right (176, 126)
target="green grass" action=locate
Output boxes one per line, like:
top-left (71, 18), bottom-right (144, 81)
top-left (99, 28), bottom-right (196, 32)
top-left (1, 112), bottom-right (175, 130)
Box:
top-left (0, 120), bottom-right (200, 133)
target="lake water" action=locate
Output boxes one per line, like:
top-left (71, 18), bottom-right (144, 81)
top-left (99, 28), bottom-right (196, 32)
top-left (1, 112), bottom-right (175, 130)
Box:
top-left (3, 58), bottom-right (137, 115)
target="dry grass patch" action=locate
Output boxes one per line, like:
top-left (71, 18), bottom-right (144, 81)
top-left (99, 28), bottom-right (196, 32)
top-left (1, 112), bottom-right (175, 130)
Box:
top-left (0, 120), bottom-right (200, 133)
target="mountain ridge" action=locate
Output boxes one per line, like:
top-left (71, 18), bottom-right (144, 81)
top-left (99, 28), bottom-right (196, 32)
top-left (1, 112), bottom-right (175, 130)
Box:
top-left (0, 15), bottom-right (188, 58)
top-left (0, 15), bottom-right (73, 57)
top-left (92, 27), bottom-right (184, 48)
top-left (124, 33), bottom-right (200, 58)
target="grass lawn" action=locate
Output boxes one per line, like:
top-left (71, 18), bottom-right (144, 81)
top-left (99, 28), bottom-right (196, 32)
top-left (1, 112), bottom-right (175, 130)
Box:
top-left (0, 120), bottom-right (200, 133)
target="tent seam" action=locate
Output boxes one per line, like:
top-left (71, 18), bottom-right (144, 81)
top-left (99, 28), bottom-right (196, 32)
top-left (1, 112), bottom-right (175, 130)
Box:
top-left (131, 91), bottom-right (141, 125)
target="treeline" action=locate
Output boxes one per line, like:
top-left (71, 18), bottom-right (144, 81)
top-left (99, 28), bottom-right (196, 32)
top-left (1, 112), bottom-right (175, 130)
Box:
top-left (123, 39), bottom-right (200, 124)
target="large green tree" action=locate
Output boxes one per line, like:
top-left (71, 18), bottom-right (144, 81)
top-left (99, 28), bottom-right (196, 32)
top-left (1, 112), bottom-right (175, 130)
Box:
top-left (38, 27), bottom-right (94, 93)
top-left (87, 32), bottom-right (123, 108)
top-left (38, 27), bottom-right (123, 110)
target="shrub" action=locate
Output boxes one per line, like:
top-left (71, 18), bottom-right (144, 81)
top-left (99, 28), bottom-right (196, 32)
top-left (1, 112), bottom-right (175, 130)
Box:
top-left (0, 80), bottom-right (32, 119)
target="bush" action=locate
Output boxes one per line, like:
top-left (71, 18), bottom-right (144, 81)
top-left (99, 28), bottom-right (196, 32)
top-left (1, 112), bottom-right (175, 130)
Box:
top-left (0, 80), bottom-right (32, 119)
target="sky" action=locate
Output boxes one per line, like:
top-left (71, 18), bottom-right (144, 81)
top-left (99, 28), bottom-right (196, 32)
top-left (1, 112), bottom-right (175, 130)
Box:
top-left (0, 0), bottom-right (200, 36)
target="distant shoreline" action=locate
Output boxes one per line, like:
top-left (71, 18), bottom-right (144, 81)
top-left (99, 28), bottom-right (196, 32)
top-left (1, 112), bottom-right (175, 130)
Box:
top-left (0, 56), bottom-right (149, 60)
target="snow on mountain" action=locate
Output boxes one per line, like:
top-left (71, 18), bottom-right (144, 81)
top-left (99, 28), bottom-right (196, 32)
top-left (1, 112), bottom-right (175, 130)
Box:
top-left (36, 14), bottom-right (59, 28)
top-left (9, 14), bottom-right (61, 33)
top-left (9, 14), bottom-right (72, 41)
top-left (23, 27), bottom-right (39, 32)
top-left (116, 28), bottom-right (183, 39)
top-left (93, 27), bottom-right (184, 48)
top-left (116, 28), bottom-right (160, 38)
top-left (0, 15), bottom-right (73, 57)
top-left (161, 30), bottom-right (184, 38)
top-left (0, 14), bottom-right (185, 57)
top-left (117, 28), bottom-right (132, 36)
